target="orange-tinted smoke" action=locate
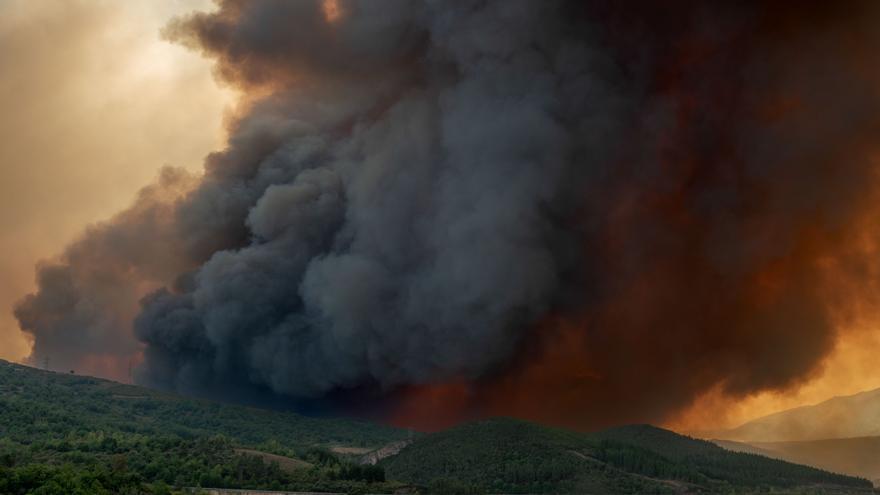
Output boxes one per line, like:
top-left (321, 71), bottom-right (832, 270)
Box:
top-left (322, 0), bottom-right (342, 23)
top-left (391, 1), bottom-right (880, 432)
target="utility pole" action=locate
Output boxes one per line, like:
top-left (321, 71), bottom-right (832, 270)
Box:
top-left (43, 355), bottom-right (49, 372)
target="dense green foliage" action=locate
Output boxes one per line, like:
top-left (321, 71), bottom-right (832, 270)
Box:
top-left (0, 360), bottom-right (404, 449)
top-left (0, 360), bottom-right (404, 494)
top-left (383, 419), bottom-right (676, 494)
top-left (383, 419), bottom-right (876, 494)
top-left (593, 425), bottom-right (871, 490)
top-left (1, 360), bottom-right (876, 494)
top-left (0, 434), bottom-right (393, 494)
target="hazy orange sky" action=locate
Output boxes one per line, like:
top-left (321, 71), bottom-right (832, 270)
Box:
top-left (1, 0), bottom-right (879, 432)
top-left (0, 0), bottom-right (233, 363)
top-left (670, 323), bottom-right (880, 431)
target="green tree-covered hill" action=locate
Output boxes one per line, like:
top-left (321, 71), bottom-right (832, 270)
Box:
top-left (0, 360), bottom-right (404, 449)
top-left (0, 359), bottom-right (405, 494)
top-left (1, 360), bottom-right (875, 494)
top-left (383, 418), bottom-right (876, 494)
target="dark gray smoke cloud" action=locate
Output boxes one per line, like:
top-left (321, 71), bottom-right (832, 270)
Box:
top-left (135, 0), bottom-right (609, 399)
top-left (16, 0), bottom-right (880, 428)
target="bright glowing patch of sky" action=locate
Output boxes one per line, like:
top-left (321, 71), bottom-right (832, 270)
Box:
top-left (0, 0), bottom-right (233, 362)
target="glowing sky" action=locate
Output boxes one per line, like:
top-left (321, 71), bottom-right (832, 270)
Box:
top-left (0, 0), bottom-right (233, 362)
top-left (672, 323), bottom-right (880, 431)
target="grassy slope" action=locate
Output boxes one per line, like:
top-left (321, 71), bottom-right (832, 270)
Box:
top-left (233, 449), bottom-right (314, 473)
top-left (383, 418), bottom-right (876, 494)
top-left (0, 359), bottom-right (406, 450)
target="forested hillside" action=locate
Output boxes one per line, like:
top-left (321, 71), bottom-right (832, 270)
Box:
top-left (0, 360), bottom-right (404, 448)
top-left (1, 361), bottom-right (875, 494)
top-left (716, 436), bottom-right (880, 487)
top-left (383, 419), bottom-right (875, 494)
top-left (0, 360), bottom-right (405, 494)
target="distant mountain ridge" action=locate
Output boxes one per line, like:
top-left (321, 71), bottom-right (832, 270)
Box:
top-left (715, 388), bottom-right (880, 442)
top-left (702, 388), bottom-right (880, 487)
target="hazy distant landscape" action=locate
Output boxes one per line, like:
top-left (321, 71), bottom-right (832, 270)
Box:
top-left (1, 360), bottom-right (876, 494)
top-left (705, 389), bottom-right (880, 487)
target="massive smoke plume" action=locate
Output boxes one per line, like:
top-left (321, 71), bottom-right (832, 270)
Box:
top-left (15, 0), bottom-right (880, 429)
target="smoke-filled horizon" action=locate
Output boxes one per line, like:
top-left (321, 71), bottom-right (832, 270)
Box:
top-left (0, 0), bottom-right (231, 370)
top-left (14, 0), bottom-right (880, 431)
